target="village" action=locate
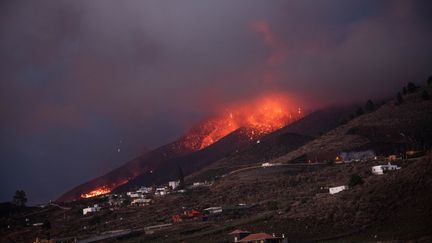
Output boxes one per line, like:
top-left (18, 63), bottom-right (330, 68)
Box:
top-left (16, 147), bottom-right (425, 243)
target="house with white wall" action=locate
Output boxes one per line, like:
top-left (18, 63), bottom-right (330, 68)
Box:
top-left (329, 185), bottom-right (348, 194)
top-left (371, 163), bottom-right (401, 175)
top-left (83, 204), bottom-right (101, 215)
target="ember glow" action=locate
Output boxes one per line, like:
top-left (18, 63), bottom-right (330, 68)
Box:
top-left (80, 179), bottom-right (130, 199)
top-left (80, 186), bottom-right (111, 198)
top-left (184, 94), bottom-right (303, 150)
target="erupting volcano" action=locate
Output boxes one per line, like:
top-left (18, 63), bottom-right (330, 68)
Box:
top-left (183, 94), bottom-right (303, 150)
top-left (59, 93), bottom-right (303, 201)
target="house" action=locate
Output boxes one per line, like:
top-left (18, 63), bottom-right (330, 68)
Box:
top-left (329, 185), bottom-right (348, 194)
top-left (136, 186), bottom-right (153, 194)
top-left (262, 162), bottom-right (274, 167)
top-left (155, 187), bottom-right (168, 196)
top-left (83, 204), bottom-right (101, 215)
top-left (126, 192), bottom-right (143, 198)
top-left (168, 180), bottom-right (180, 190)
top-left (341, 150), bottom-right (375, 162)
top-left (229, 229), bottom-right (250, 242)
top-left (203, 206), bottom-right (223, 214)
top-left (108, 195), bottom-right (125, 207)
top-left (131, 198), bottom-right (152, 206)
top-left (185, 209), bottom-right (201, 218)
top-left (237, 232), bottom-right (283, 243)
top-left (371, 163), bottom-right (401, 175)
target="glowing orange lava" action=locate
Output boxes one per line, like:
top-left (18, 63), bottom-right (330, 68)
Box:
top-left (184, 94), bottom-right (303, 150)
top-left (80, 186), bottom-right (111, 198)
top-left (80, 179), bottom-right (129, 199)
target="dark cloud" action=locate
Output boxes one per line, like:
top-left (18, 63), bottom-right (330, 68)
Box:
top-left (1, 0), bottom-right (432, 203)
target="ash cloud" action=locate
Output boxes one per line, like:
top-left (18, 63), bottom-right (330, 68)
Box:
top-left (1, 0), bottom-right (432, 203)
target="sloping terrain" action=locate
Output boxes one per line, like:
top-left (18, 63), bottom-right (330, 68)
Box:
top-left (186, 105), bottom-right (356, 181)
top-left (59, 104), bottom-right (354, 201)
top-left (272, 87), bottom-right (432, 164)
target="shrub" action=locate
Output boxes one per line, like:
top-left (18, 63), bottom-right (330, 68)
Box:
top-left (396, 92), bottom-right (403, 105)
top-left (407, 82), bottom-right (417, 93)
top-left (348, 174), bottom-right (363, 187)
top-left (267, 200), bottom-right (278, 211)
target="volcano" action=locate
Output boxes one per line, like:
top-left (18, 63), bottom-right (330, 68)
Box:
top-left (57, 94), bottom-right (303, 201)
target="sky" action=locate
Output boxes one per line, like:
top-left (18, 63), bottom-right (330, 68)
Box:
top-left (1, 0), bottom-right (432, 204)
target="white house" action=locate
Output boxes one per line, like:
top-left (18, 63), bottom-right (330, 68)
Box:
top-left (203, 206), bottom-right (223, 214)
top-left (168, 181), bottom-right (180, 190)
top-left (261, 162), bottom-right (274, 167)
top-left (83, 204), bottom-right (101, 215)
top-left (126, 192), bottom-right (143, 198)
top-left (371, 163), bottom-right (401, 175)
top-left (131, 198), bottom-right (152, 206)
top-left (136, 187), bottom-right (153, 194)
top-left (329, 185), bottom-right (348, 194)
top-left (155, 187), bottom-right (168, 196)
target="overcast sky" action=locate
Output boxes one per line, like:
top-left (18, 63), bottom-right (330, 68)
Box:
top-left (1, 0), bottom-right (432, 204)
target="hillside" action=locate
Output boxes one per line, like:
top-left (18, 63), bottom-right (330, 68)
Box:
top-left (272, 87), bottom-right (432, 164)
top-left (59, 104), bottom-right (353, 201)
top-left (3, 86), bottom-right (432, 243)
top-left (186, 106), bottom-right (355, 181)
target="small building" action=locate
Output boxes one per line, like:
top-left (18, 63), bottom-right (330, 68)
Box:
top-left (83, 204), bottom-right (101, 216)
top-left (262, 162), bottom-right (274, 167)
top-left (126, 192), bottom-right (143, 198)
top-left (131, 198), bottom-right (152, 206)
top-left (229, 229), bottom-right (251, 242)
top-left (185, 209), bottom-right (201, 218)
top-left (136, 186), bottom-right (153, 194)
top-left (155, 187), bottom-right (168, 196)
top-left (371, 163), bottom-right (401, 175)
top-left (203, 206), bottom-right (223, 214)
top-left (329, 185), bottom-right (348, 195)
top-left (341, 150), bottom-right (375, 162)
top-left (168, 180), bottom-right (180, 190)
top-left (237, 232), bottom-right (283, 243)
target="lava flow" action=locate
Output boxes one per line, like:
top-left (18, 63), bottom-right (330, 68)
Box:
top-left (80, 186), bottom-right (111, 198)
top-left (80, 179), bottom-right (130, 199)
top-left (184, 94), bottom-right (303, 150)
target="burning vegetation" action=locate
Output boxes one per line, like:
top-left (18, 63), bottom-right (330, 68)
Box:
top-left (184, 94), bottom-right (303, 150)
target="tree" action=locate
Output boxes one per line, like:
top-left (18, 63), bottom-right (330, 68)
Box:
top-left (396, 92), bottom-right (404, 105)
top-left (348, 174), bottom-right (363, 187)
top-left (422, 90), bottom-right (430, 100)
top-left (12, 190), bottom-right (27, 206)
top-left (407, 82), bottom-right (417, 93)
top-left (402, 87), bottom-right (407, 95)
top-left (427, 76), bottom-right (432, 86)
top-left (365, 99), bottom-right (375, 112)
top-left (355, 107), bottom-right (364, 116)
top-left (177, 164), bottom-right (185, 190)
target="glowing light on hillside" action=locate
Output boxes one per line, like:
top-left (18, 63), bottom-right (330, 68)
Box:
top-left (183, 94), bottom-right (303, 150)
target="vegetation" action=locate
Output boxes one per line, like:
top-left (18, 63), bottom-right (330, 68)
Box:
top-left (407, 82), bottom-right (418, 93)
top-left (365, 99), bottom-right (375, 112)
top-left (348, 174), bottom-right (363, 187)
top-left (396, 92), bottom-right (404, 105)
top-left (12, 190), bottom-right (27, 207)
top-left (355, 107), bottom-right (364, 116)
top-left (427, 76), bottom-right (432, 86)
